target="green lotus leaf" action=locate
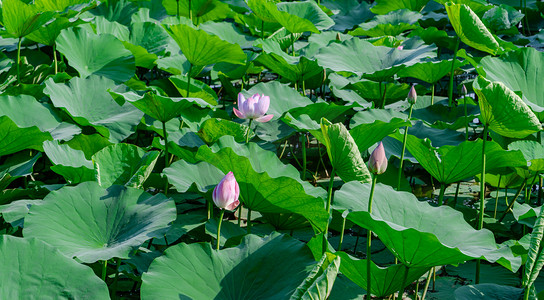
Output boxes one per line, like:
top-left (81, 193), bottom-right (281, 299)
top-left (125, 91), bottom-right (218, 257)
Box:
top-left (1, 0), bottom-right (56, 38)
top-left (290, 253), bottom-right (341, 300)
top-left (93, 16), bottom-right (130, 41)
top-left (56, 25), bottom-right (136, 82)
top-left (246, 0), bottom-right (279, 23)
top-left (162, 0), bottom-right (234, 24)
top-left (0, 116), bottom-right (52, 156)
top-left (26, 17), bottom-right (83, 46)
top-left (344, 80), bottom-right (426, 107)
top-left (121, 21), bottom-right (170, 68)
top-left (479, 47), bottom-right (544, 121)
top-left (65, 133), bottom-right (113, 160)
top-left (445, 3), bottom-right (499, 55)
top-left (33, 0), bottom-right (91, 13)
top-left (196, 136), bottom-right (329, 232)
top-left (0, 199), bottom-right (41, 228)
top-left (198, 118), bottom-right (254, 144)
top-left (508, 140), bottom-right (544, 172)
top-left (165, 23), bottom-right (246, 66)
top-left (334, 181), bottom-right (521, 270)
top-left (0, 236), bottom-right (110, 299)
top-left (265, 0), bottom-right (334, 34)
top-left (349, 110), bottom-right (410, 153)
top-left (394, 134), bottom-right (527, 184)
top-left (473, 76), bottom-right (541, 138)
top-left (337, 252), bottom-right (428, 297)
top-left (319, 118), bottom-right (372, 183)
top-left (0, 152), bottom-right (40, 192)
top-left (371, 0), bottom-right (429, 14)
top-left (141, 233), bottom-right (318, 299)
top-left (411, 99), bottom-right (480, 131)
top-left (169, 74), bottom-right (219, 105)
top-left (43, 140), bottom-right (95, 184)
top-left (200, 21), bottom-right (256, 49)
top-left (163, 160), bottom-right (224, 193)
top-left (482, 5), bottom-right (523, 33)
top-left (349, 9), bottom-right (421, 37)
top-left (24, 182), bottom-right (176, 263)
top-left (397, 59), bottom-right (467, 84)
top-left (92, 143), bottom-right (159, 188)
top-left (322, 0), bottom-right (374, 32)
top-left (408, 26), bottom-right (458, 50)
top-left (316, 38), bottom-right (435, 81)
top-left (454, 283), bottom-right (523, 300)
top-left (282, 102), bottom-right (355, 132)
top-left (43, 76), bottom-right (144, 142)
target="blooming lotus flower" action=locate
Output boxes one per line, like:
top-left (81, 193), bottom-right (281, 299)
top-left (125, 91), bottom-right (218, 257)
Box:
top-left (212, 172), bottom-right (240, 211)
top-left (233, 93), bottom-right (274, 122)
top-left (369, 142), bottom-right (387, 175)
top-left (407, 85), bottom-right (417, 105)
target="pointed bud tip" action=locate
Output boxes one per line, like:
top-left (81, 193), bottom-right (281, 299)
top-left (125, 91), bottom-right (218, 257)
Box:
top-left (461, 84), bottom-right (467, 96)
top-left (407, 86), bottom-right (417, 104)
top-left (369, 142), bottom-right (388, 175)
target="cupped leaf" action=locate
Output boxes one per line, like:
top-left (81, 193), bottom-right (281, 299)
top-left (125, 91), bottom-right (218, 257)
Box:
top-left (163, 160), bottom-right (224, 193)
top-left (24, 181), bottom-right (176, 263)
top-left (26, 17), bottom-right (83, 46)
top-left (349, 109), bottom-right (410, 152)
top-left (350, 9), bottom-right (421, 37)
top-left (198, 118), bottom-right (254, 144)
top-left (479, 47), bottom-right (544, 121)
top-left (141, 233), bottom-right (317, 299)
top-left (282, 102), bottom-right (355, 132)
top-left (169, 74), bottom-right (219, 105)
top-left (1, 0), bottom-right (56, 38)
top-left (123, 21), bottom-right (170, 68)
top-left (0, 236), bottom-right (110, 299)
top-left (265, 0), bottom-right (334, 34)
top-left (508, 140), bottom-right (544, 172)
top-left (445, 3), bottom-right (499, 55)
top-left (523, 202), bottom-right (544, 290)
top-left (334, 181), bottom-right (521, 270)
top-left (44, 76), bottom-right (144, 142)
top-left (165, 23), bottom-right (246, 66)
top-left (319, 118), bottom-right (372, 183)
top-left (92, 143), bottom-right (159, 188)
top-left (43, 140), bottom-right (95, 184)
top-left (397, 59), bottom-right (467, 84)
top-left (162, 0), bottom-right (233, 24)
top-left (371, 0), bottom-right (429, 14)
top-left (337, 252), bottom-right (428, 297)
top-left (0, 116), bottom-right (52, 156)
top-left (196, 136), bottom-right (328, 232)
top-left (56, 25), bottom-right (136, 82)
top-left (290, 253), bottom-right (341, 300)
top-left (473, 76), bottom-right (541, 138)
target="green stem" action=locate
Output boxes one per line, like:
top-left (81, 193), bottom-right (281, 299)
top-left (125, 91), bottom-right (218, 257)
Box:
top-left (448, 37), bottom-right (460, 107)
top-left (338, 216), bottom-right (346, 251)
top-left (476, 125), bottom-right (489, 284)
top-left (464, 95), bottom-right (469, 141)
top-left (498, 180), bottom-right (527, 222)
top-left (186, 63), bottom-right (193, 97)
top-left (366, 175), bottom-right (378, 298)
top-left (261, 20), bottom-right (265, 40)
top-left (291, 33), bottom-right (295, 56)
top-left (207, 199), bottom-right (212, 220)
top-left (438, 182), bottom-right (446, 206)
top-left (538, 176), bottom-right (543, 206)
top-left (189, 0), bottom-right (193, 22)
top-left (247, 208), bottom-right (252, 234)
top-left (322, 168), bottom-right (336, 255)
top-left (176, 0), bottom-right (180, 20)
top-left (112, 258), bottom-right (121, 297)
top-left (494, 175), bottom-right (502, 218)
top-left (353, 227), bottom-right (361, 253)
top-left (378, 82), bottom-right (382, 109)
top-left (421, 268), bottom-right (433, 300)
top-left (397, 103), bottom-right (414, 190)
top-left (53, 45), bottom-right (58, 74)
top-left (17, 37), bottom-right (22, 84)
top-left (301, 133), bottom-right (307, 181)
top-left (102, 260), bottom-right (108, 282)
top-left (216, 209), bottom-right (225, 250)
top-left (454, 181), bottom-right (461, 204)
top-left (162, 121), bottom-right (170, 195)
top-left (399, 266), bottom-right (410, 299)
top-left (431, 84), bottom-right (435, 105)
top-left (237, 205), bottom-right (242, 225)
top-left (381, 83), bottom-right (387, 109)
top-left (246, 119), bottom-right (253, 144)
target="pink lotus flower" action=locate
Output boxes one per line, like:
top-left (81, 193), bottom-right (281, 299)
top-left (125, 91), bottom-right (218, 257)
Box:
top-left (369, 142), bottom-right (388, 175)
top-left (212, 172), bottom-right (240, 211)
top-left (233, 93), bottom-right (274, 122)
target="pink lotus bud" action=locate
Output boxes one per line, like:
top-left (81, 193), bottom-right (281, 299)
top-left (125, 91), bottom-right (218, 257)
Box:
top-left (212, 172), bottom-right (240, 211)
top-left (461, 84), bottom-right (467, 96)
top-left (369, 142), bottom-right (387, 175)
top-left (233, 93), bottom-right (274, 122)
top-left (407, 85), bottom-right (417, 105)
top-left (396, 45), bottom-right (404, 50)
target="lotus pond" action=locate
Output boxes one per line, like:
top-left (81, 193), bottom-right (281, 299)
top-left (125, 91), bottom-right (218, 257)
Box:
top-left (1, 0), bottom-right (544, 299)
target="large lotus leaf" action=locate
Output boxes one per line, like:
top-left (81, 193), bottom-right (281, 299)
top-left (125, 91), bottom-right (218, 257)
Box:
top-left (246, 0), bottom-right (279, 23)
top-left (349, 9), bottom-right (421, 37)
top-left (397, 59), bottom-right (467, 83)
top-left (316, 38), bottom-right (435, 81)
top-left (24, 182), bottom-right (176, 263)
top-left (473, 76), bottom-right (541, 138)
top-left (322, 0), bottom-right (374, 32)
top-left (1, 0), bottom-right (55, 38)
top-left (33, 0), bottom-right (90, 12)
top-left (0, 152), bottom-right (40, 192)
top-left (141, 233), bottom-right (317, 299)
top-left (44, 76), bottom-right (144, 142)
top-left (198, 118), bottom-right (254, 144)
top-left (349, 110), bottom-right (410, 153)
top-left (56, 26), bottom-right (135, 82)
top-left (92, 143), bottom-right (159, 188)
top-left (110, 90), bottom-right (210, 122)
top-left (482, 5), bottom-right (523, 32)
top-left (242, 81), bottom-right (313, 120)
top-left (200, 21), bottom-right (256, 49)
top-left (66, 133), bottom-right (113, 160)
top-left (0, 116), bottom-right (52, 156)
top-left (93, 16), bottom-right (130, 41)
top-left (196, 136), bottom-right (328, 232)
top-left (122, 22), bottom-right (170, 68)
top-left (445, 3), bottom-right (499, 55)
top-left (169, 74), bottom-right (219, 105)
top-left (334, 181), bottom-right (521, 270)
top-left (290, 253), bottom-right (341, 300)
top-left (454, 283), bottom-right (523, 300)
top-left (395, 134), bottom-right (527, 184)
top-left (43, 140), bottom-right (95, 184)
top-left (371, 0), bottom-right (429, 14)
top-left (337, 252), bottom-right (428, 297)
top-left (282, 102), bottom-right (355, 132)
top-left (319, 119), bottom-right (372, 183)
top-left (408, 26), bottom-right (458, 50)
top-left (26, 17), bottom-right (84, 46)
top-left (165, 24), bottom-right (246, 66)
top-left (411, 99), bottom-right (480, 131)
top-left (0, 236), bottom-right (110, 299)
top-left (162, 0), bottom-right (233, 24)
top-left (508, 140), bottom-right (544, 172)
top-left (265, 0), bottom-right (334, 34)
top-left (163, 160), bottom-right (224, 193)
top-left (479, 48), bottom-right (544, 121)
top-left (345, 80), bottom-right (426, 106)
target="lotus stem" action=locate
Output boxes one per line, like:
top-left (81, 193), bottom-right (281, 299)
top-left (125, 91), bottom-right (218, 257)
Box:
top-left (301, 133), bottom-right (307, 180)
top-left (207, 199), bottom-right (213, 220)
top-left (438, 182), bottom-right (446, 206)
top-left (476, 125), bottom-right (489, 284)
top-left (381, 83), bottom-right (387, 109)
top-left (454, 182), bottom-right (461, 203)
top-left (494, 175), bottom-right (502, 218)
top-left (353, 227), bottom-right (362, 253)
top-left (237, 205), bottom-right (242, 225)
top-left (162, 121), bottom-right (170, 195)
top-left (421, 268), bottom-right (433, 300)
top-left (367, 175), bottom-right (378, 298)
top-left (112, 258), bottom-right (121, 296)
top-left (338, 216), bottom-right (346, 251)
top-left (538, 176), bottom-right (543, 206)
top-left (102, 260), bottom-right (108, 282)
top-left (53, 45), bottom-right (58, 74)
top-left (431, 84), bottom-right (435, 105)
top-left (189, 0), bottom-right (193, 22)
top-left (399, 265), bottom-right (410, 299)
top-left (448, 38), bottom-right (460, 107)
top-left (322, 168), bottom-right (336, 255)
top-left (186, 63), bottom-right (192, 97)
top-left (397, 103), bottom-right (414, 190)
top-left (246, 119), bottom-right (253, 144)
top-left (464, 96), bottom-right (469, 140)
top-left (216, 209), bottom-right (225, 250)
top-left (246, 208), bottom-right (252, 234)
top-left (17, 37), bottom-right (22, 84)
top-left (524, 286), bottom-right (530, 300)
top-left (176, 0), bottom-right (180, 20)
top-left (498, 180), bottom-right (527, 222)
top-left (291, 33), bottom-right (295, 57)
top-left (261, 20), bottom-right (265, 40)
